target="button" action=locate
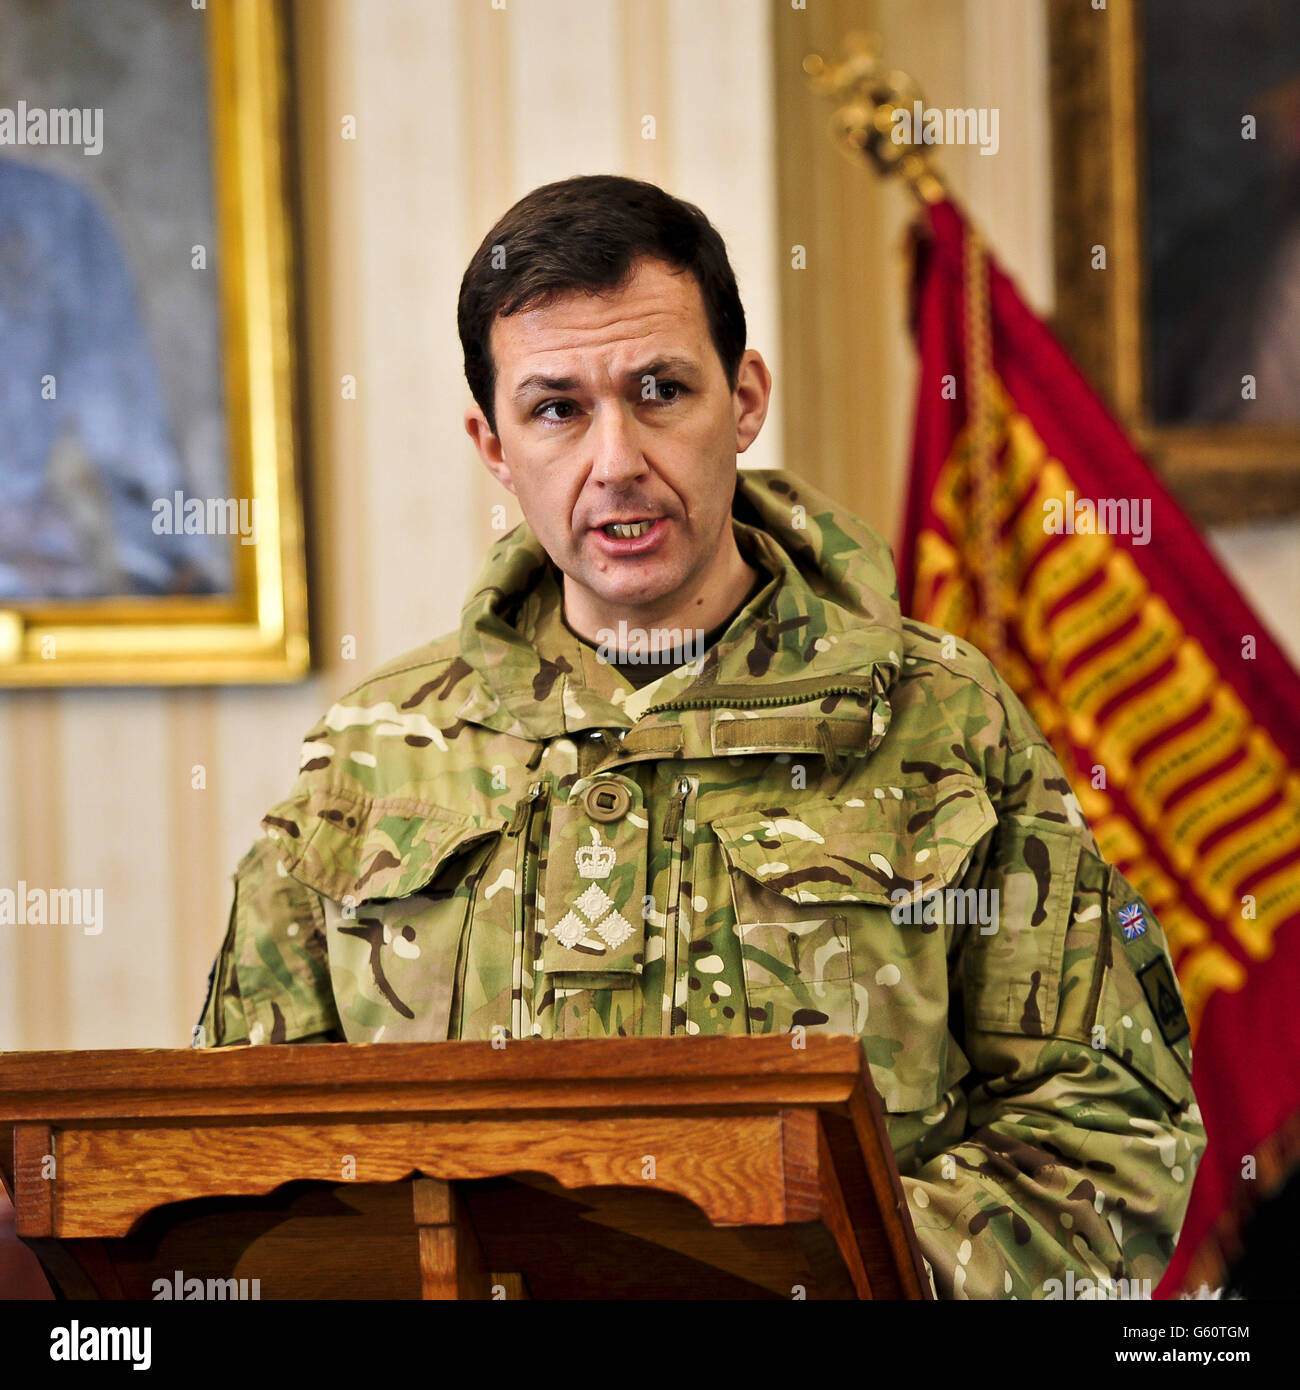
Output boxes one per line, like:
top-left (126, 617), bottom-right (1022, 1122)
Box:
top-left (584, 780), bottom-right (631, 823)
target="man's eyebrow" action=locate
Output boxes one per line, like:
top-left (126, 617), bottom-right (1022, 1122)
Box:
top-left (510, 356), bottom-right (703, 403)
top-left (631, 356), bottom-right (702, 382)
top-left (511, 372), bottom-right (580, 402)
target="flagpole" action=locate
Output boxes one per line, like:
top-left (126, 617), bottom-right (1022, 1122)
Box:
top-left (803, 34), bottom-right (1007, 671)
top-left (801, 33), bottom-right (947, 206)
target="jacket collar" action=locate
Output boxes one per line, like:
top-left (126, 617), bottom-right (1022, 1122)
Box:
top-left (454, 469), bottom-right (904, 757)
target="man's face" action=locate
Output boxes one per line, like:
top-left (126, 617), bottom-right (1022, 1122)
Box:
top-left (465, 256), bottom-right (770, 620)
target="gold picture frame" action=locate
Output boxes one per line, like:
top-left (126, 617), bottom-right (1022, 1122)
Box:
top-left (1048, 0), bottom-right (1300, 525)
top-left (0, 0), bottom-right (308, 686)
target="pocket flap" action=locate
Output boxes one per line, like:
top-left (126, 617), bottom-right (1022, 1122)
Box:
top-left (263, 789), bottom-right (504, 904)
top-left (709, 781), bottom-right (997, 905)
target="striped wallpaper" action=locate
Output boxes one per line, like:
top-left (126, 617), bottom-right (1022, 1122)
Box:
top-left (1, 0), bottom-right (1294, 1052)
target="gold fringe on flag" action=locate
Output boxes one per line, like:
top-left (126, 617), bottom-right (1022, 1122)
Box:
top-left (962, 225), bottom-right (1007, 674)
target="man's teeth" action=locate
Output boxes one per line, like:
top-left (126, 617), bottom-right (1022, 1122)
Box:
top-left (603, 520), bottom-right (654, 539)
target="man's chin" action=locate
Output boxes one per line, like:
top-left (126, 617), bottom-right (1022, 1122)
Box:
top-left (569, 561), bottom-right (686, 612)
top-left (583, 579), bottom-right (680, 611)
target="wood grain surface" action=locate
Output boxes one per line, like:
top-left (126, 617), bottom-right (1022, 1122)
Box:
top-left (0, 1036), bottom-right (931, 1299)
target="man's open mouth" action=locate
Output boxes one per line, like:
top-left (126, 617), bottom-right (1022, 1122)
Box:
top-left (600, 520), bottom-right (656, 539)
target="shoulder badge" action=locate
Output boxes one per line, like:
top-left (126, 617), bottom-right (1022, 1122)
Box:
top-left (1137, 956), bottom-right (1191, 1045)
top-left (1118, 901), bottom-right (1147, 942)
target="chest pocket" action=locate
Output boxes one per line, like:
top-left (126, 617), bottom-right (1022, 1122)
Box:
top-left (709, 782), bottom-right (997, 1113)
top-left (291, 797), bottom-right (507, 1042)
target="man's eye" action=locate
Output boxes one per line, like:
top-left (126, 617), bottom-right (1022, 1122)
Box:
top-left (648, 379), bottom-right (686, 403)
top-left (535, 399), bottom-right (578, 421)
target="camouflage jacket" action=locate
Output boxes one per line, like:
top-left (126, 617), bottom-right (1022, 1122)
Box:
top-left (197, 468), bottom-right (1205, 1299)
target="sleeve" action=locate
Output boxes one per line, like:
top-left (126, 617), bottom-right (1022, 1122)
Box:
top-left (194, 834), bottom-right (344, 1048)
top-left (899, 738), bottom-right (1206, 1300)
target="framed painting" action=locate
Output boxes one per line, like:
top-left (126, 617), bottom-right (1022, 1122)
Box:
top-left (1049, 0), bottom-right (1300, 524)
top-left (0, 0), bottom-right (308, 684)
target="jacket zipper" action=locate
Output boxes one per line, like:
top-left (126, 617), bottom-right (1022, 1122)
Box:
top-left (644, 678), bottom-right (875, 715)
top-left (507, 780), bottom-right (547, 836)
top-left (662, 774), bottom-right (690, 842)
top-left (507, 779), bottom-right (549, 1038)
top-left (662, 776), bottom-right (693, 1036)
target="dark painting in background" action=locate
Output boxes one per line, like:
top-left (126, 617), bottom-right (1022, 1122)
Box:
top-left (0, 0), bottom-right (229, 599)
top-left (1143, 0), bottom-right (1300, 427)
top-left (0, 0), bottom-right (308, 685)
top-left (1049, 0), bottom-right (1300, 524)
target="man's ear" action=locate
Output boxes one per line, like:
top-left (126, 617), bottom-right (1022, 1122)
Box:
top-left (733, 349), bottom-right (772, 454)
top-left (465, 405), bottom-right (515, 494)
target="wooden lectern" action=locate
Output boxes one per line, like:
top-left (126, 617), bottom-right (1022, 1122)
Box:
top-left (0, 1035), bottom-right (930, 1300)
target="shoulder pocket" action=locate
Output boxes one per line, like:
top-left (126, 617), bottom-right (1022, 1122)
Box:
top-left (267, 790), bottom-right (506, 1040)
top-left (709, 782), bottom-right (996, 1113)
top-left (962, 817), bottom-right (1081, 1036)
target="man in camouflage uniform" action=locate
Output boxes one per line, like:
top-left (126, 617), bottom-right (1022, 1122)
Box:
top-left (197, 174), bottom-right (1204, 1298)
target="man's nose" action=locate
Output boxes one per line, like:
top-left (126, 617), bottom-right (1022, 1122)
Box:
top-left (589, 401), bottom-right (647, 485)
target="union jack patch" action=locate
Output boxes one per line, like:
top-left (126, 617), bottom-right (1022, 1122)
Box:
top-left (1119, 902), bottom-right (1147, 941)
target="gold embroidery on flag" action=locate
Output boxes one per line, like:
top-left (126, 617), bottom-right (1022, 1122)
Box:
top-left (915, 376), bottom-right (1300, 1036)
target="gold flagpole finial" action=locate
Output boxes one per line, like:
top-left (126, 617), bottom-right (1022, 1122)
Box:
top-left (803, 32), bottom-right (947, 205)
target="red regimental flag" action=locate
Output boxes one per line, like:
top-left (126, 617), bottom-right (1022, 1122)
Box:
top-left (898, 197), bottom-right (1300, 1296)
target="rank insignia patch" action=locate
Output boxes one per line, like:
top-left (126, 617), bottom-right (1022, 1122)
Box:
top-left (1118, 902), bottom-right (1147, 941)
top-left (1137, 956), bottom-right (1191, 1045)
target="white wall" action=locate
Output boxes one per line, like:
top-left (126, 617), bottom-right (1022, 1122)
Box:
top-left (0, 0), bottom-right (783, 1049)
top-left (1, 0), bottom-right (1293, 1051)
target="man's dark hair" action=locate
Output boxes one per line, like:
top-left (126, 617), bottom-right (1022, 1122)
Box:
top-left (458, 174), bottom-right (747, 434)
